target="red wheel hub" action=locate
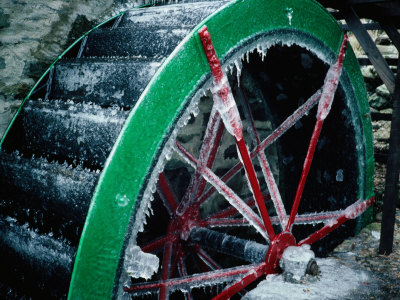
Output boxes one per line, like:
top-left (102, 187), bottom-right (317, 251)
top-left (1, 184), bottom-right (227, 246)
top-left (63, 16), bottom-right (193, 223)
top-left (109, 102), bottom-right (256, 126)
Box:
top-left (169, 207), bottom-right (201, 241)
top-left (265, 232), bottom-right (296, 273)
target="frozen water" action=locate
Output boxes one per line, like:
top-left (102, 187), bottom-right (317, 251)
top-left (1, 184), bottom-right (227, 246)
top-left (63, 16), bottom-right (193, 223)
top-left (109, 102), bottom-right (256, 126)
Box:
top-left (336, 169), bottom-right (344, 182)
top-left (317, 58), bottom-right (343, 120)
top-left (125, 246), bottom-right (159, 280)
top-left (371, 231), bottom-right (380, 240)
top-left (244, 258), bottom-right (372, 300)
top-left (201, 165), bottom-right (269, 241)
top-left (286, 7), bottom-right (293, 25)
top-left (280, 244), bottom-right (315, 282)
top-left (210, 75), bottom-right (243, 140)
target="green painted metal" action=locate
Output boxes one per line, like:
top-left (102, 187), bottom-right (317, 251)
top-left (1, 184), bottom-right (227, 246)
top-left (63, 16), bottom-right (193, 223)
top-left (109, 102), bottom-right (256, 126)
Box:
top-left (68, 0), bottom-right (374, 298)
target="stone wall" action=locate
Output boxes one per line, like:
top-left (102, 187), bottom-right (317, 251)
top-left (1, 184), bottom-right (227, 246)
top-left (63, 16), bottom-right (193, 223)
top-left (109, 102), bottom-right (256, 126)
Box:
top-left (0, 0), bottom-right (146, 137)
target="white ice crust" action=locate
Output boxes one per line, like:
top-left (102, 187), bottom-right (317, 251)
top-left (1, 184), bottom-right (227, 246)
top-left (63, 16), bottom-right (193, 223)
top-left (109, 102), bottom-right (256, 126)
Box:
top-left (125, 245), bottom-right (160, 280)
top-left (280, 244), bottom-right (315, 281)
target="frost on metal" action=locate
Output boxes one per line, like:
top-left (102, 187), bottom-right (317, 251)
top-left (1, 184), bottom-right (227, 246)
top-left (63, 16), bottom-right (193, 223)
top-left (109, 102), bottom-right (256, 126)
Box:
top-left (210, 75), bottom-right (243, 140)
top-left (280, 244), bottom-right (315, 282)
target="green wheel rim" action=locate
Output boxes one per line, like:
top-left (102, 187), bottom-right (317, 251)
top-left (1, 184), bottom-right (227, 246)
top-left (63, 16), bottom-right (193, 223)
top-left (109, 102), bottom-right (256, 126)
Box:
top-left (68, 0), bottom-right (373, 298)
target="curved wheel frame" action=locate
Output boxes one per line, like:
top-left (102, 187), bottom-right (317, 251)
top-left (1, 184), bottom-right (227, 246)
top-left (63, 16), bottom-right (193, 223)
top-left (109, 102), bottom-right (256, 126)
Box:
top-left (68, 0), bottom-right (374, 298)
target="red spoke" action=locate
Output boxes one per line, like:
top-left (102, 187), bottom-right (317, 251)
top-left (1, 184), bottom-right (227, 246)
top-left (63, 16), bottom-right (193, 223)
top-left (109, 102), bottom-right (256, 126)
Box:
top-left (169, 243), bottom-right (182, 279)
top-left (160, 241), bottom-right (174, 300)
top-left (205, 209), bottom-right (347, 227)
top-left (236, 86), bottom-right (287, 228)
top-left (256, 88), bottom-right (322, 154)
top-left (205, 218), bottom-right (250, 227)
top-left (158, 173), bottom-right (178, 216)
top-left (236, 138), bottom-right (276, 238)
top-left (196, 247), bottom-right (221, 270)
top-left (212, 263), bottom-right (267, 300)
top-left (199, 26), bottom-right (275, 240)
top-left (141, 234), bottom-right (175, 253)
top-left (208, 197), bottom-right (258, 220)
top-left (124, 264), bottom-right (264, 294)
top-left (198, 160), bottom-right (244, 205)
top-left (298, 197), bottom-right (374, 246)
top-left (196, 87), bottom-right (322, 210)
top-left (177, 256), bottom-right (193, 300)
top-left (177, 107), bottom-right (225, 216)
top-left (175, 141), bottom-right (268, 241)
top-left (286, 35), bottom-right (348, 232)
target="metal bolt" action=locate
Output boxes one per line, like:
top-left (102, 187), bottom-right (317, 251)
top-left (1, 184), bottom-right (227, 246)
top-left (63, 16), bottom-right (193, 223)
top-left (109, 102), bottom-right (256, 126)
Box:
top-left (306, 258), bottom-right (319, 276)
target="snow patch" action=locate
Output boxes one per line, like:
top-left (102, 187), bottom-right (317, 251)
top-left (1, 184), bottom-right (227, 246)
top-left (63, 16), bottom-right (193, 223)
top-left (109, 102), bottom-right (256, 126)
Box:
top-left (244, 258), bottom-right (372, 300)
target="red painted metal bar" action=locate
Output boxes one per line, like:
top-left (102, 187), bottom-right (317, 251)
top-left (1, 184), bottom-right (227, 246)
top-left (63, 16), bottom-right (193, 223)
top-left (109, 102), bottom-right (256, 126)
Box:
top-left (158, 173), bottom-right (178, 214)
top-left (160, 241), bottom-right (174, 299)
top-left (194, 116), bottom-right (225, 207)
top-left (175, 141), bottom-right (268, 240)
top-left (199, 26), bottom-right (275, 239)
top-left (177, 257), bottom-right (192, 300)
top-left (169, 243), bottom-right (182, 280)
top-left (141, 234), bottom-right (174, 253)
top-left (298, 197), bottom-right (375, 246)
top-left (212, 263), bottom-right (267, 300)
top-left (205, 209), bottom-right (345, 227)
top-left (205, 218), bottom-right (252, 227)
top-left (124, 264), bottom-right (263, 293)
top-left (286, 35), bottom-right (348, 232)
top-left (197, 88), bottom-right (322, 208)
top-left (238, 87), bottom-right (287, 228)
top-left (196, 247), bottom-right (221, 270)
top-left (256, 89), bottom-right (322, 155)
top-left (177, 107), bottom-right (225, 216)
top-left (208, 198), bottom-right (257, 220)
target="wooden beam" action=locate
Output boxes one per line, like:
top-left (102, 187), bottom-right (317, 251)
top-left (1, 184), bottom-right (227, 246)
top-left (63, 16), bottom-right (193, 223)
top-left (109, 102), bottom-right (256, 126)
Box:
top-left (371, 111), bottom-right (393, 121)
top-left (380, 19), bottom-right (400, 52)
top-left (344, 6), bottom-right (396, 93)
top-left (332, 6), bottom-right (400, 21)
top-left (318, 0), bottom-right (400, 10)
top-left (347, 0), bottom-right (397, 4)
top-left (379, 57), bottom-right (400, 255)
top-left (358, 56), bottom-right (398, 66)
top-left (341, 22), bottom-right (381, 31)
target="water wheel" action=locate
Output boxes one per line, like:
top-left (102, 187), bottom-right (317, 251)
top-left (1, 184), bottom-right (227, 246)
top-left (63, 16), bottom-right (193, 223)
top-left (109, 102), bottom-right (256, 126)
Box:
top-left (0, 0), bottom-right (374, 298)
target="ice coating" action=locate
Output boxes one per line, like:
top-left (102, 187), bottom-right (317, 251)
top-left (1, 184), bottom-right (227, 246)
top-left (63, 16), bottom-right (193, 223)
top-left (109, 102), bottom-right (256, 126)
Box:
top-left (317, 64), bottom-right (342, 120)
top-left (119, 86), bottom-right (203, 291)
top-left (280, 244), bottom-right (315, 282)
top-left (125, 264), bottom-right (262, 296)
top-left (336, 169), bottom-right (344, 182)
top-left (286, 7), bottom-right (293, 26)
top-left (210, 75), bottom-right (243, 140)
top-left (317, 36), bottom-right (347, 120)
top-left (125, 246), bottom-right (160, 280)
top-left (199, 163), bottom-right (269, 241)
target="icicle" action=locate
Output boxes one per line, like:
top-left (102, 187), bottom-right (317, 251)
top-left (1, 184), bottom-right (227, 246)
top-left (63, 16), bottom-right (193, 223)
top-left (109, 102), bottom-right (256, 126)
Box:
top-left (234, 59), bottom-right (242, 86)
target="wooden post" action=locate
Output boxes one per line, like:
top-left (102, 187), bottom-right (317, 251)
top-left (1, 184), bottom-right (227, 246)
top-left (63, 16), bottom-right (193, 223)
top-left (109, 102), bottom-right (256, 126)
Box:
top-left (379, 55), bottom-right (400, 255)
